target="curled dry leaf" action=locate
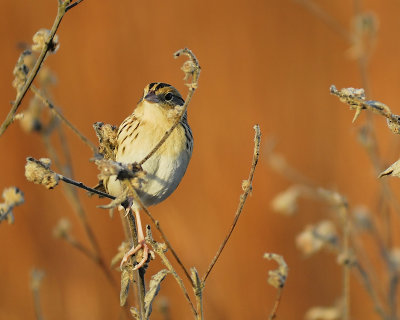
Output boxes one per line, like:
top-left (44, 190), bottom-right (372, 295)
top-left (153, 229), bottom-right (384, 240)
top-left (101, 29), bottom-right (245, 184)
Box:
top-left (263, 253), bottom-right (288, 289)
top-left (144, 269), bottom-right (170, 318)
top-left (379, 159), bottom-right (400, 178)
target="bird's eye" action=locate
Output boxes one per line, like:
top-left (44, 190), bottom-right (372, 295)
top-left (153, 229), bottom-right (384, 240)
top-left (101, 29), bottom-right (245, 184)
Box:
top-left (165, 93), bottom-right (173, 101)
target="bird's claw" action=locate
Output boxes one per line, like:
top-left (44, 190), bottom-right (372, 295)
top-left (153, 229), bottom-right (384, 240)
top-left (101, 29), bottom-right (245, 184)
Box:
top-left (120, 240), bottom-right (152, 270)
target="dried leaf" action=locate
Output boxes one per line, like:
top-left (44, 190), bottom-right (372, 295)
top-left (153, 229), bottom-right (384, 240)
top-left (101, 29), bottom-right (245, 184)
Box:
top-left (379, 159), bottom-right (400, 178)
top-left (120, 267), bottom-right (131, 306)
top-left (263, 253), bottom-right (288, 289)
top-left (191, 267), bottom-right (203, 296)
top-left (111, 242), bottom-right (129, 268)
top-left (144, 269), bottom-right (170, 318)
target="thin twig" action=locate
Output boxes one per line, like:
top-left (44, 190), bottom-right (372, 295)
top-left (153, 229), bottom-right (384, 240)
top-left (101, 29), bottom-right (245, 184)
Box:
top-left (294, 0), bottom-right (352, 43)
top-left (59, 175), bottom-right (115, 199)
top-left (138, 48), bottom-right (200, 167)
top-left (66, 0), bottom-right (85, 12)
top-left (0, 0), bottom-right (74, 136)
top-left (342, 207), bottom-right (351, 320)
top-left (353, 262), bottom-right (387, 319)
top-left (32, 86), bottom-right (98, 154)
top-left (63, 235), bottom-right (98, 261)
top-left (268, 288), bottom-right (283, 320)
top-left (146, 226), bottom-right (198, 317)
top-left (202, 124), bottom-right (261, 283)
top-left (126, 210), bottom-right (146, 319)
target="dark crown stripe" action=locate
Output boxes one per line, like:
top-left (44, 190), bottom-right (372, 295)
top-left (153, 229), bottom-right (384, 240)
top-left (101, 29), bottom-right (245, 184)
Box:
top-left (154, 83), bottom-right (171, 91)
top-left (148, 83), bottom-right (157, 91)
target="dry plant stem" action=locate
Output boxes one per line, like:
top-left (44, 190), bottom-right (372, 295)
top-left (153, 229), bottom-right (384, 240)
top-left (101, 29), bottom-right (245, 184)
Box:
top-left (146, 226), bottom-right (198, 317)
top-left (64, 234), bottom-right (98, 261)
top-left (294, 0), bottom-right (352, 42)
top-left (42, 130), bottom-right (119, 296)
top-left (138, 48), bottom-right (200, 167)
top-left (126, 209), bottom-right (146, 319)
top-left (202, 125), bottom-right (261, 283)
top-left (342, 209), bottom-right (350, 320)
top-left (190, 269), bottom-right (203, 320)
top-left (60, 175), bottom-right (114, 199)
top-left (0, 0), bottom-right (83, 137)
top-left (268, 287), bottom-right (283, 320)
top-left (354, 262), bottom-right (387, 319)
top-left (32, 86), bottom-right (98, 154)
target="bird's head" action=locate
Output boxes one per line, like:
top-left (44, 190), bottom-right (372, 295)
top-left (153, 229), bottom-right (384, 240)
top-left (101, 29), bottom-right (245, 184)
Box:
top-left (142, 82), bottom-right (184, 108)
top-left (135, 83), bottom-right (185, 122)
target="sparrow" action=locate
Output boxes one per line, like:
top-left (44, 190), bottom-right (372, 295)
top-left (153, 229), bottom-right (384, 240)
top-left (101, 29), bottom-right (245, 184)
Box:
top-left (105, 82), bottom-right (193, 269)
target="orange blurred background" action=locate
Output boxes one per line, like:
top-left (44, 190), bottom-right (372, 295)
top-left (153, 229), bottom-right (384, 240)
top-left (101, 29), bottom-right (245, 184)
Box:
top-left (1, 1), bottom-right (400, 319)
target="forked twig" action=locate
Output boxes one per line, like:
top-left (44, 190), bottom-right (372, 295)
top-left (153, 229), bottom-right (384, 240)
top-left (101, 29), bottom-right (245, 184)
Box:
top-left (202, 124), bottom-right (261, 283)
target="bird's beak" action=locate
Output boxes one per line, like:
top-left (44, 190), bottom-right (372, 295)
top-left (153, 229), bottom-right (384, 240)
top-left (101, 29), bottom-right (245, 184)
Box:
top-left (144, 91), bottom-right (160, 103)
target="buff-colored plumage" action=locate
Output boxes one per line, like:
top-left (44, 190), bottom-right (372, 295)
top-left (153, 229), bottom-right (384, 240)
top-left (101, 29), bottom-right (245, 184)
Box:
top-left (106, 83), bottom-right (192, 207)
top-left (105, 83), bottom-right (193, 269)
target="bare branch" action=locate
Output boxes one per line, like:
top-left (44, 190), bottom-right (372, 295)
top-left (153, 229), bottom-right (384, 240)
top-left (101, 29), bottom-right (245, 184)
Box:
top-left (202, 124), bottom-right (261, 283)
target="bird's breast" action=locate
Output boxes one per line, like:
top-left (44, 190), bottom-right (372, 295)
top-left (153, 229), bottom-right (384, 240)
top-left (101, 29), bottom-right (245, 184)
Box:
top-left (107, 119), bottom-right (192, 206)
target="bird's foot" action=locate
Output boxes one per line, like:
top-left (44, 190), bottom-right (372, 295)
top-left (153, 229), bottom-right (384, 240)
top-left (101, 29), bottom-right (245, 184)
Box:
top-left (120, 239), bottom-right (152, 270)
